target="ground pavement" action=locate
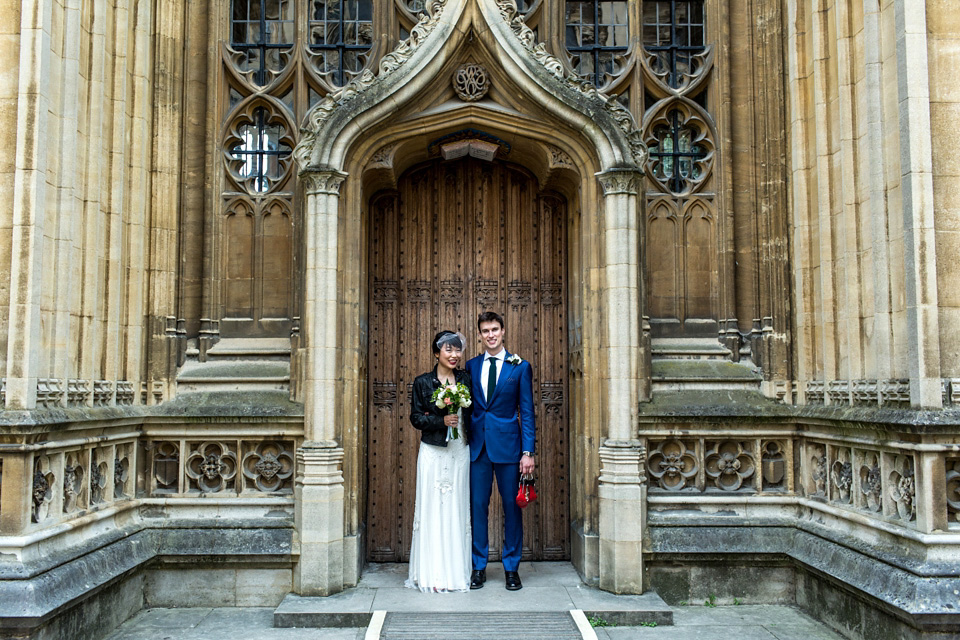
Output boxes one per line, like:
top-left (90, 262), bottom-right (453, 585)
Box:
top-left (103, 563), bottom-right (847, 640)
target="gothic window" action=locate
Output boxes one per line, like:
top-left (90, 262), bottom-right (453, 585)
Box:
top-left (647, 108), bottom-right (709, 195)
top-left (641, 0), bottom-right (705, 88)
top-left (231, 0), bottom-right (296, 86)
top-left (564, 1), bottom-right (629, 88)
top-left (227, 106), bottom-right (294, 194)
top-left (308, 0), bottom-right (375, 87)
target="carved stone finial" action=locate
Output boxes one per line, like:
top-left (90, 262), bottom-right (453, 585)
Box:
top-left (452, 63), bottom-right (489, 101)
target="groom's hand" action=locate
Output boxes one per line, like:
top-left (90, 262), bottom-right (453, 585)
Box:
top-left (520, 454), bottom-right (535, 475)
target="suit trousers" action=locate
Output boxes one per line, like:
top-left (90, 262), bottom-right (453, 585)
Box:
top-left (470, 445), bottom-right (523, 572)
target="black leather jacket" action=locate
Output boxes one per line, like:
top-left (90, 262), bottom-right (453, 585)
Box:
top-left (410, 366), bottom-right (473, 447)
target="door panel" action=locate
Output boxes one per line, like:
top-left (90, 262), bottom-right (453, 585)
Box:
top-left (367, 158), bottom-right (569, 562)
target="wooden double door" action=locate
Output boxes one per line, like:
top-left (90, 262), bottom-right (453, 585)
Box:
top-left (367, 157), bottom-right (569, 562)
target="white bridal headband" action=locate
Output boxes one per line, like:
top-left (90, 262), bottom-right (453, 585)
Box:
top-left (435, 331), bottom-right (466, 351)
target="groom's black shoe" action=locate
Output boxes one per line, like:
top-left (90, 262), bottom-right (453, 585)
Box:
top-left (470, 569), bottom-right (486, 590)
top-left (504, 571), bottom-right (522, 591)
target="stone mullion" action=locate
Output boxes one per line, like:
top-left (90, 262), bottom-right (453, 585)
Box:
top-left (893, 0), bottom-right (941, 408)
top-left (6, 0), bottom-right (55, 409)
top-left (147, 0), bottom-right (188, 401)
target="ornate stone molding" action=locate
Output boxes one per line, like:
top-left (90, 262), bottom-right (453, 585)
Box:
top-left (302, 170), bottom-right (349, 196)
top-left (452, 63), bottom-right (489, 101)
top-left (598, 440), bottom-right (646, 485)
top-left (296, 0), bottom-right (449, 169)
top-left (597, 169), bottom-right (642, 196)
top-left (493, 0), bottom-right (646, 167)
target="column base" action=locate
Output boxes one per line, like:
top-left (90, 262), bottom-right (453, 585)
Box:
top-left (293, 442), bottom-right (345, 596)
top-left (598, 440), bottom-right (646, 594)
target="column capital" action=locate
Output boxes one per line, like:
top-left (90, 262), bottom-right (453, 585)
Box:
top-left (596, 168), bottom-right (643, 196)
top-left (301, 169), bottom-right (348, 196)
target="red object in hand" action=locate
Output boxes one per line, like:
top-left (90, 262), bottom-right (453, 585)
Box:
top-left (515, 476), bottom-right (537, 508)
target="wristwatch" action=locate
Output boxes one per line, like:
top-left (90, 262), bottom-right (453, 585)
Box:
top-left (522, 451), bottom-right (534, 457)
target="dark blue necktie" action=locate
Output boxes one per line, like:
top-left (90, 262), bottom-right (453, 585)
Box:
top-left (487, 356), bottom-right (497, 402)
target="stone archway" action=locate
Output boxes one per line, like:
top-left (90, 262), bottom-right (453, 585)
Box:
top-left (292, 0), bottom-right (649, 597)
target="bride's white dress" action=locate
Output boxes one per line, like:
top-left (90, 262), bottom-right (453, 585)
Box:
top-left (405, 417), bottom-right (471, 592)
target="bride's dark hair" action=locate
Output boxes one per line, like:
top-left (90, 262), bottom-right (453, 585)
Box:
top-left (432, 330), bottom-right (462, 355)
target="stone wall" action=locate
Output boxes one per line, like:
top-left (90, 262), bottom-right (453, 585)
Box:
top-left (785, 0), bottom-right (950, 409)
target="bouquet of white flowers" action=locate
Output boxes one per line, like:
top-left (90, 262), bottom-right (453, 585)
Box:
top-left (430, 382), bottom-right (472, 439)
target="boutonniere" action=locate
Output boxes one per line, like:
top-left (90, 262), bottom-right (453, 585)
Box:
top-left (506, 354), bottom-right (522, 365)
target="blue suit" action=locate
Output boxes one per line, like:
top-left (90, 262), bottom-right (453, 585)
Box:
top-left (466, 350), bottom-right (536, 572)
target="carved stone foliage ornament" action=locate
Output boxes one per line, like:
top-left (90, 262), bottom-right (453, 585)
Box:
top-left (808, 444), bottom-right (827, 496)
top-left (453, 63), bottom-right (489, 101)
top-left (647, 439), bottom-right (697, 490)
top-left (32, 457), bottom-right (53, 523)
top-left (242, 442), bottom-right (295, 492)
top-left (62, 453), bottom-right (85, 513)
top-left (831, 448), bottom-right (853, 504)
top-left (859, 452), bottom-right (882, 513)
top-left (888, 454), bottom-right (916, 522)
top-left (704, 441), bottom-right (755, 491)
top-left (186, 442), bottom-right (238, 493)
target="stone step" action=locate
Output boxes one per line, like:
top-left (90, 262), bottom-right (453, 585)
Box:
top-left (203, 337), bottom-right (292, 361)
top-left (651, 358), bottom-right (762, 392)
top-left (378, 611), bottom-right (584, 639)
top-left (176, 359), bottom-right (290, 393)
top-left (651, 338), bottom-right (732, 360)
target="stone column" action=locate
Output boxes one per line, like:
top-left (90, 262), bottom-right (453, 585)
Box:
top-left (596, 169), bottom-right (646, 594)
top-left (294, 169), bottom-right (348, 596)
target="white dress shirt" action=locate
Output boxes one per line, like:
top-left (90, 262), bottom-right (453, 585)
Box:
top-left (479, 348), bottom-right (506, 400)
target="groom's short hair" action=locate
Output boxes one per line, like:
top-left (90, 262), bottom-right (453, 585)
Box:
top-left (477, 311), bottom-right (504, 331)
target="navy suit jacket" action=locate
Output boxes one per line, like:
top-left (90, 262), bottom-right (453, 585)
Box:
top-left (466, 351), bottom-right (536, 464)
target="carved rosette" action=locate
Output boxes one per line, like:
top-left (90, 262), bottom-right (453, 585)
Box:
top-left (704, 441), bottom-right (755, 491)
top-left (647, 439), bottom-right (697, 490)
top-left (186, 442), bottom-right (238, 493)
top-left (242, 442), bottom-right (295, 492)
top-left (453, 63), bottom-right (489, 101)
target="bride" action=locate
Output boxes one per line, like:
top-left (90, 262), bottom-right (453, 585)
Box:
top-left (405, 330), bottom-right (472, 592)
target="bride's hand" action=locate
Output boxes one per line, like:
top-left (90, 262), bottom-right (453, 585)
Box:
top-left (443, 414), bottom-right (459, 427)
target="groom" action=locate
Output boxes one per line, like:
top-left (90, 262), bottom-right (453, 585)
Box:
top-left (466, 311), bottom-right (535, 591)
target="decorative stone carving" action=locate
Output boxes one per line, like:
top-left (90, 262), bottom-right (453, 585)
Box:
top-left (704, 441), bottom-right (755, 491)
top-left (370, 143), bottom-right (398, 167)
top-left (879, 379), bottom-right (910, 406)
top-left (115, 454), bottom-right (130, 499)
top-left (301, 170), bottom-right (348, 196)
top-left (152, 441), bottom-right (180, 494)
top-left (859, 452), bottom-right (882, 513)
top-left (32, 457), bottom-right (53, 523)
top-left (852, 379), bottom-right (879, 405)
top-left (827, 380), bottom-right (850, 405)
top-left (115, 381), bottom-right (134, 405)
top-left (597, 169), bottom-right (640, 196)
top-left (296, 0), bottom-right (449, 169)
top-left (647, 439), bottom-right (697, 490)
top-left (830, 448), bottom-right (853, 503)
top-left (93, 380), bottom-right (113, 406)
top-left (888, 454), bottom-right (916, 522)
top-left (90, 460), bottom-right (107, 505)
top-left (808, 444), bottom-right (827, 496)
top-left (760, 441), bottom-right (786, 490)
top-left (62, 454), bottom-right (85, 513)
top-left (67, 379), bottom-right (90, 406)
top-left (242, 442), bottom-right (295, 492)
top-left (947, 459), bottom-right (960, 523)
top-left (186, 442), bottom-right (238, 493)
top-left (805, 380), bottom-right (825, 404)
top-left (494, 0), bottom-right (646, 167)
top-left (37, 378), bottom-right (64, 407)
top-left (453, 63), bottom-right (489, 101)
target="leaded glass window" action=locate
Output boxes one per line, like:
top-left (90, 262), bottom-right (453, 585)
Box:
top-left (309, 0), bottom-right (375, 87)
top-left (642, 0), bottom-right (705, 88)
top-left (565, 1), bottom-right (629, 87)
top-left (230, 107), bottom-right (293, 193)
top-left (231, 0), bottom-right (295, 86)
top-left (648, 109), bottom-right (707, 194)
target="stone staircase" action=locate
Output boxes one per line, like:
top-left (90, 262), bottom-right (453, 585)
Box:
top-left (176, 337), bottom-right (291, 394)
top-left (651, 338), bottom-right (761, 392)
